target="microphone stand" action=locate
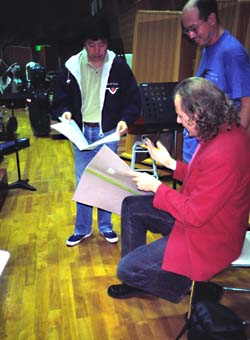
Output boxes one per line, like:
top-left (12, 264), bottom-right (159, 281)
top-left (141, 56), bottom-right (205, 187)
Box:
top-left (7, 100), bottom-right (36, 191)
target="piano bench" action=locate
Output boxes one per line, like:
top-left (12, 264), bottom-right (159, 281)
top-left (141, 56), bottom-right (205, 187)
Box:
top-left (0, 168), bottom-right (8, 210)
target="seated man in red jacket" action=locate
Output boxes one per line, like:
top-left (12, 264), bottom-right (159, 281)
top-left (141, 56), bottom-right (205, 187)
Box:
top-left (107, 77), bottom-right (250, 303)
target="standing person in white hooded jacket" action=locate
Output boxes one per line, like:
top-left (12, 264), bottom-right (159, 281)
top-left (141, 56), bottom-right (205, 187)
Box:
top-left (52, 19), bottom-right (141, 246)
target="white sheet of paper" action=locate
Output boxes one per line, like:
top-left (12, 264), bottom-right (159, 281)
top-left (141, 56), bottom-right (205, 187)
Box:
top-left (50, 119), bottom-right (120, 150)
top-left (73, 145), bottom-right (150, 215)
top-left (0, 250), bottom-right (10, 276)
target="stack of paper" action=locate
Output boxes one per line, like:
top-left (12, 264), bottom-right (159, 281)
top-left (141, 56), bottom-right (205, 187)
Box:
top-left (73, 145), bottom-right (150, 215)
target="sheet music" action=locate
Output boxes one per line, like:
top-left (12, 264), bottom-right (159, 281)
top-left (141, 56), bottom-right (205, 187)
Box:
top-left (73, 145), bottom-right (150, 215)
top-left (50, 118), bottom-right (120, 151)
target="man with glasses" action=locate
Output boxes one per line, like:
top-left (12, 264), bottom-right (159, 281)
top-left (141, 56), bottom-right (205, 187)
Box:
top-left (181, 0), bottom-right (250, 163)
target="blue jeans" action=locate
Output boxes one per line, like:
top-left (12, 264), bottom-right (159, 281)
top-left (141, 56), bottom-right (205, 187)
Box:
top-left (73, 125), bottom-right (118, 235)
top-left (117, 195), bottom-right (192, 303)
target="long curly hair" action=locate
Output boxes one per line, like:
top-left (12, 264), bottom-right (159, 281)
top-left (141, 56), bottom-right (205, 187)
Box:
top-left (173, 77), bottom-right (240, 141)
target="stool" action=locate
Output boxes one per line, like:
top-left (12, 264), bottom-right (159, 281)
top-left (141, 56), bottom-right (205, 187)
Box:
top-left (174, 229), bottom-right (250, 340)
top-left (131, 138), bottom-right (158, 179)
top-left (223, 230), bottom-right (250, 293)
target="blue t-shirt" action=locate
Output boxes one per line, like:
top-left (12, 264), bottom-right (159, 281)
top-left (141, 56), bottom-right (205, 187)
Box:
top-left (183, 30), bottom-right (250, 163)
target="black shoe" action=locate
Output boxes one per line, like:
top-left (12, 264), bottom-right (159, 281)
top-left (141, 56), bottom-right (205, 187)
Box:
top-left (99, 231), bottom-right (118, 243)
top-left (192, 282), bottom-right (224, 304)
top-left (107, 283), bottom-right (145, 299)
top-left (66, 232), bottom-right (92, 246)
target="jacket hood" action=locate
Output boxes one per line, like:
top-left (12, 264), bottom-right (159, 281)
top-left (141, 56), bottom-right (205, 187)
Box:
top-left (65, 48), bottom-right (116, 85)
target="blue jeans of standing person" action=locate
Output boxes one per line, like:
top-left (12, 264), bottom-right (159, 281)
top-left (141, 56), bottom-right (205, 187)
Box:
top-left (73, 125), bottom-right (118, 235)
top-left (117, 195), bottom-right (192, 303)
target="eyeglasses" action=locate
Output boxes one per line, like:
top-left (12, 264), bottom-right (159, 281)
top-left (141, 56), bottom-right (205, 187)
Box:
top-left (182, 21), bottom-right (206, 36)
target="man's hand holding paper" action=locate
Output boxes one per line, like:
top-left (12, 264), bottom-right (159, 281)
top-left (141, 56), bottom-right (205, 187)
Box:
top-left (73, 145), bottom-right (150, 215)
top-left (127, 169), bottom-right (162, 193)
top-left (50, 118), bottom-right (120, 151)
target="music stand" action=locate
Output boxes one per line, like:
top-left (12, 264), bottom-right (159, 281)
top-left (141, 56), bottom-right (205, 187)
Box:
top-left (0, 93), bottom-right (36, 191)
top-left (140, 82), bottom-right (179, 128)
top-left (130, 82), bottom-right (182, 188)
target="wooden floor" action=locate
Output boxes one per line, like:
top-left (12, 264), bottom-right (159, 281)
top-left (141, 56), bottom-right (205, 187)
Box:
top-left (0, 109), bottom-right (249, 340)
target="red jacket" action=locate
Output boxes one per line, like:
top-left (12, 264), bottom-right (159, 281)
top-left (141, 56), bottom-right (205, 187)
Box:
top-left (153, 124), bottom-right (250, 281)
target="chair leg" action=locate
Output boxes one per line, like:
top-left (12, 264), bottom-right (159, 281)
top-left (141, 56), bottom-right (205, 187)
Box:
top-left (223, 286), bottom-right (250, 293)
top-left (187, 280), bottom-right (196, 319)
top-left (131, 140), bottom-right (158, 178)
top-left (174, 281), bottom-right (196, 340)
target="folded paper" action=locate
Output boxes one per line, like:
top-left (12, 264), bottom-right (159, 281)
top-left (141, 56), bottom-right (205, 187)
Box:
top-left (73, 145), bottom-right (150, 215)
top-left (50, 118), bottom-right (120, 151)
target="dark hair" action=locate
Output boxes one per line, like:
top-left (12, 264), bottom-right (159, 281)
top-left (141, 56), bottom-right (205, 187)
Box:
top-left (83, 17), bottom-right (109, 43)
top-left (173, 77), bottom-right (240, 141)
top-left (193, 0), bottom-right (220, 23)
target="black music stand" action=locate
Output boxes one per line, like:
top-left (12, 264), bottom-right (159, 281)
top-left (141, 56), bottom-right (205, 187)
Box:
top-left (0, 93), bottom-right (36, 191)
top-left (129, 82), bottom-right (182, 188)
top-left (139, 82), bottom-right (179, 129)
